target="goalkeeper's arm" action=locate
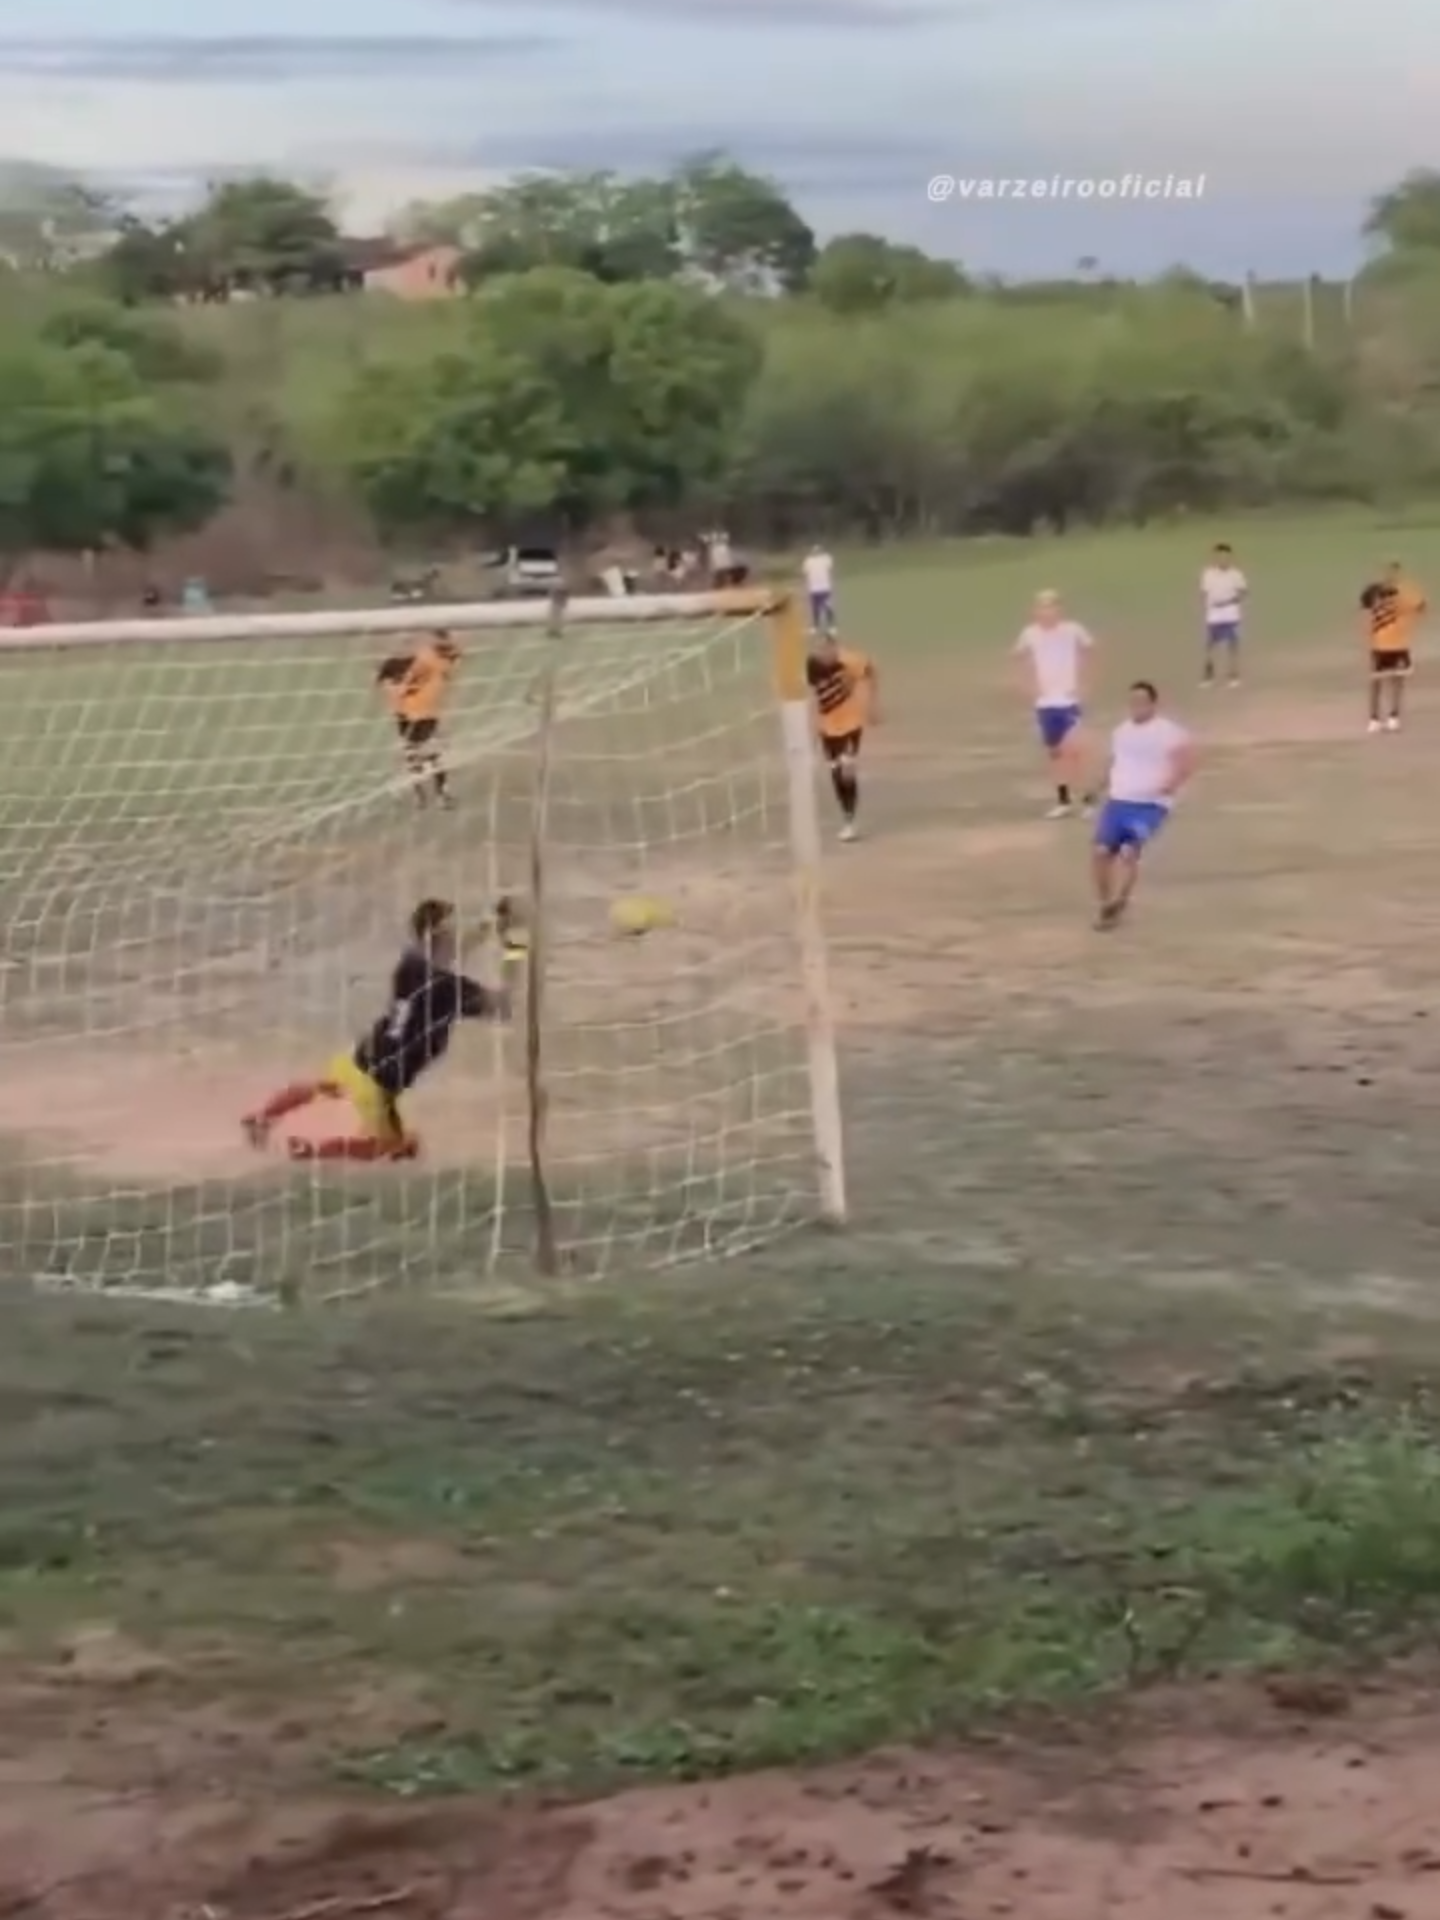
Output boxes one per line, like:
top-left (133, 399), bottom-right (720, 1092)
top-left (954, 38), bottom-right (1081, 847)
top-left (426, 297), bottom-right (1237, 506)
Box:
top-left (455, 898), bottom-right (528, 1023)
top-left (459, 976), bottom-right (510, 1021)
top-left (459, 896), bottom-right (527, 951)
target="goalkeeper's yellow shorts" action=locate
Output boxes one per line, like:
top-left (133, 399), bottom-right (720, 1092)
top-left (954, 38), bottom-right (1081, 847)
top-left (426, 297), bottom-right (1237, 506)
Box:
top-left (323, 1053), bottom-right (405, 1145)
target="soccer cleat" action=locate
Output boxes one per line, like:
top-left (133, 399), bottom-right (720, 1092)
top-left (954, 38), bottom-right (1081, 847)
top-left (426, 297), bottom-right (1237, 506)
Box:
top-left (1386, 716), bottom-right (1401, 731)
top-left (838, 821), bottom-right (858, 842)
top-left (1227, 678), bottom-right (1241, 689)
top-left (241, 1115), bottom-right (270, 1151)
top-left (1045, 803), bottom-right (1072, 819)
top-left (1367, 718), bottom-right (1383, 733)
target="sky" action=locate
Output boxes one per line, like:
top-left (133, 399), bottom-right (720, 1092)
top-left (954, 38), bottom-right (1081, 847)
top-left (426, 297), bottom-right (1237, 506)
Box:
top-left (0, 0), bottom-right (1435, 278)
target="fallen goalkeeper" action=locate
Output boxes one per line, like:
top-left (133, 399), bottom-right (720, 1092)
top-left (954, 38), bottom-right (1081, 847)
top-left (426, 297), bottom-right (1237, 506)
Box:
top-left (242, 895), bottom-right (525, 1162)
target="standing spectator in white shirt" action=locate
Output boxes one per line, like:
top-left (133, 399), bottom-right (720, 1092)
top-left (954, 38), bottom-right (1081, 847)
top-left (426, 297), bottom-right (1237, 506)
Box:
top-left (1199, 542), bottom-right (1247, 688)
top-left (802, 544), bottom-right (836, 634)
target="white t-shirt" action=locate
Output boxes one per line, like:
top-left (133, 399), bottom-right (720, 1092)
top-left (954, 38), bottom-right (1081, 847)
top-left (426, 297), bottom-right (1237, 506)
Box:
top-left (1109, 715), bottom-right (1189, 806)
top-left (1200, 565), bottom-right (1246, 623)
top-left (1014, 620), bottom-right (1092, 707)
top-left (803, 551), bottom-right (834, 593)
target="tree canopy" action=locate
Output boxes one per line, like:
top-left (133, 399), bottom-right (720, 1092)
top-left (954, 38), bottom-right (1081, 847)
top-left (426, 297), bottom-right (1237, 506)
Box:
top-left (0, 305), bottom-right (231, 574)
top-left (0, 158), bottom-right (1436, 571)
top-left (1365, 170), bottom-right (1440, 258)
top-left (95, 177), bottom-right (346, 304)
top-left (396, 157), bottom-right (817, 293)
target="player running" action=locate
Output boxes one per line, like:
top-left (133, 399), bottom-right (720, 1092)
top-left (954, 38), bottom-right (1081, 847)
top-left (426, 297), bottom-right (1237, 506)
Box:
top-left (1360, 560), bottom-right (1426, 732)
top-left (806, 630), bottom-right (878, 842)
top-left (802, 544), bottom-right (836, 634)
top-left (376, 631), bottom-right (459, 806)
top-left (242, 897), bottom-right (524, 1162)
top-left (1013, 590), bottom-right (1095, 818)
top-left (1199, 542), bottom-right (1246, 687)
top-left (1091, 681), bottom-right (1195, 930)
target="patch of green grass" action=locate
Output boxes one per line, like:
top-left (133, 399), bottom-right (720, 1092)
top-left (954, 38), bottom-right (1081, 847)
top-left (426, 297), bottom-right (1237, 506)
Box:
top-left (5, 1267), bottom-right (1440, 1794)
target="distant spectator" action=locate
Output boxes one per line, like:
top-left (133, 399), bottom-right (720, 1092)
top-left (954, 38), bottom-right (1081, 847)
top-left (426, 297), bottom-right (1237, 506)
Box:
top-left (705, 530), bottom-right (747, 589)
top-left (802, 543), bottom-right (836, 633)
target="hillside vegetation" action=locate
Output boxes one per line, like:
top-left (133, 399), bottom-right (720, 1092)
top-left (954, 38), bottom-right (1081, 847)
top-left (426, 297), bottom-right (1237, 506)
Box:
top-left (4, 160), bottom-right (1440, 585)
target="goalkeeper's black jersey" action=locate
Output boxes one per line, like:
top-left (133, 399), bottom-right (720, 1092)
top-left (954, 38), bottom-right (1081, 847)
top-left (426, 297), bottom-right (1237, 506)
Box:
top-left (354, 949), bottom-right (490, 1096)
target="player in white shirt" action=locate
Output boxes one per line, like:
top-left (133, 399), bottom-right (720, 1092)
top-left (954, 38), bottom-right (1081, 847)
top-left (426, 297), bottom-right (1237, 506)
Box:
top-left (802, 544), bottom-right (835, 634)
top-left (1091, 681), bottom-right (1196, 929)
top-left (1199, 542), bottom-right (1246, 687)
top-left (1013, 590), bottom-right (1095, 817)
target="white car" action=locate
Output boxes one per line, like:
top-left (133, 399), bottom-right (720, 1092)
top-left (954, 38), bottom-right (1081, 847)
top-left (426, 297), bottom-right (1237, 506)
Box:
top-left (494, 546), bottom-right (562, 598)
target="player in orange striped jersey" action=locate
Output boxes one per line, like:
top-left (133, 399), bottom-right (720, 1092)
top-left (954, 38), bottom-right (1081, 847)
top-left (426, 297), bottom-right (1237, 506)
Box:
top-left (806, 631), bottom-right (878, 841)
top-left (375, 631), bottom-right (460, 806)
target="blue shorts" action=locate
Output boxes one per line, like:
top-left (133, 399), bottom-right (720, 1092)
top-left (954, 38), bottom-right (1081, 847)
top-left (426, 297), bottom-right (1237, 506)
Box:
top-left (1206, 620), bottom-right (1240, 645)
top-left (808, 589), bottom-right (834, 628)
top-left (1036, 703), bottom-right (1081, 749)
top-left (1094, 798), bottom-right (1169, 853)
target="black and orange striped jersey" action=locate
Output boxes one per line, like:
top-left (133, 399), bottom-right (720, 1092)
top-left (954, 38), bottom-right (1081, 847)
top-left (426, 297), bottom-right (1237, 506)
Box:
top-left (375, 652), bottom-right (413, 715)
top-left (375, 637), bottom-right (459, 721)
top-left (1360, 577), bottom-right (1425, 653)
top-left (806, 646), bottom-right (871, 739)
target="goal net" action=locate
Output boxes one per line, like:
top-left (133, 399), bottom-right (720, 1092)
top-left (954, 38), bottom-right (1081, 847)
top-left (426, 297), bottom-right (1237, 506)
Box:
top-left (0, 589), bottom-right (845, 1301)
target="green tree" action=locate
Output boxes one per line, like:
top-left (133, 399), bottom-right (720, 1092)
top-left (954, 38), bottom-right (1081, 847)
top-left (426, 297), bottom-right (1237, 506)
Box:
top-left (98, 216), bottom-right (192, 304)
top-left (456, 173), bottom-right (681, 285)
top-left (1365, 170), bottom-right (1440, 255)
top-left (446, 157), bottom-right (813, 291)
top-left (389, 193), bottom-right (495, 251)
top-left (39, 301), bottom-right (220, 386)
top-left (0, 162), bottom-right (118, 272)
top-left (0, 338), bottom-right (231, 574)
top-left (181, 177), bottom-right (344, 296)
top-left (330, 266), bottom-right (758, 533)
top-left (603, 277), bottom-right (760, 503)
top-left (808, 233), bottom-right (968, 313)
top-left (470, 268), bottom-right (755, 512)
top-left (331, 337), bottom-right (574, 536)
top-left (674, 153), bottom-right (816, 291)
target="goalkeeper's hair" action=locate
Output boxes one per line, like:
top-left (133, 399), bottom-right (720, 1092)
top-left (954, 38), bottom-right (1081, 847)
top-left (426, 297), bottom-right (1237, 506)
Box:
top-left (410, 898), bottom-right (456, 942)
top-left (375, 653), bottom-right (413, 685)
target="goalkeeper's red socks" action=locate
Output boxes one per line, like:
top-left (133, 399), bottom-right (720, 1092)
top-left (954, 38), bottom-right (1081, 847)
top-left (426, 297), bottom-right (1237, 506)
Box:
top-left (244, 1084), bottom-right (418, 1160)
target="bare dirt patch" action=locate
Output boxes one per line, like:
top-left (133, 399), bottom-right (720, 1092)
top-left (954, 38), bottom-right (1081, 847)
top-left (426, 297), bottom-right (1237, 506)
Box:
top-left (1200, 690), bottom-right (1363, 749)
top-left (326, 1535), bottom-right (472, 1593)
top-left (6, 1686), bottom-right (1440, 1919)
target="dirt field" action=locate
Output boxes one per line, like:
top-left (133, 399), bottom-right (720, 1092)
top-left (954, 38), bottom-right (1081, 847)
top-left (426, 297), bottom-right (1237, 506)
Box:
top-left (7, 514), bottom-right (1440, 1913)
top-left (7, 1671), bottom-right (1440, 1917)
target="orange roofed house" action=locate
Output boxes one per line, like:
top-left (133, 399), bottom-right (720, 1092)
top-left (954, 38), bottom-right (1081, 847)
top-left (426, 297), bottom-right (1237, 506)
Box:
top-left (343, 239), bottom-right (464, 299)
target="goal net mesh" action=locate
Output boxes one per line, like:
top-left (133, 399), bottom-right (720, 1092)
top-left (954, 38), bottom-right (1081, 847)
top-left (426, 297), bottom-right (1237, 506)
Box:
top-left (0, 598), bottom-right (823, 1301)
